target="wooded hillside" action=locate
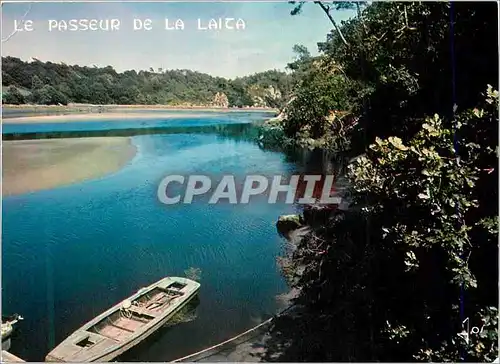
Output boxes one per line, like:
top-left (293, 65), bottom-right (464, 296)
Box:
top-left (1, 56), bottom-right (294, 108)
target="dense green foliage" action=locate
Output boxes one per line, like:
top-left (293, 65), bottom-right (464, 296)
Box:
top-left (3, 85), bottom-right (25, 105)
top-left (266, 1), bottom-right (499, 362)
top-left (270, 89), bottom-right (498, 362)
top-left (277, 1), bottom-right (498, 149)
top-left (283, 58), bottom-right (358, 149)
top-left (1, 57), bottom-right (293, 107)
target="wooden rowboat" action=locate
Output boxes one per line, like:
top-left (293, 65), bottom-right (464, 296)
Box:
top-left (45, 277), bottom-right (200, 362)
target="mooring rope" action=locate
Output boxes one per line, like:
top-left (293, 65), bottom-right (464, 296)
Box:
top-left (171, 304), bottom-right (296, 362)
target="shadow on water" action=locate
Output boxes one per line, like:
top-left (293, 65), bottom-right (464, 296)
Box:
top-left (117, 295), bottom-right (201, 362)
top-left (280, 147), bottom-right (352, 175)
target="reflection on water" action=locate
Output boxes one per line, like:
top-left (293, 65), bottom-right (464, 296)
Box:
top-left (118, 296), bottom-right (202, 362)
top-left (2, 118), bottom-right (299, 361)
top-left (2, 111), bottom-right (274, 138)
top-left (163, 295), bottom-right (201, 328)
top-left (2, 119), bottom-right (268, 142)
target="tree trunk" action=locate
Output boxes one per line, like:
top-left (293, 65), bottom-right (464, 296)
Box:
top-left (315, 2), bottom-right (349, 47)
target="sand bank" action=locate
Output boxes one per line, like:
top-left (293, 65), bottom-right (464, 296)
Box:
top-left (3, 109), bottom-right (276, 124)
top-left (2, 112), bottom-right (232, 124)
top-left (2, 137), bottom-right (136, 196)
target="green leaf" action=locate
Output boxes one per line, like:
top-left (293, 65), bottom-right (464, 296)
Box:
top-left (388, 136), bottom-right (408, 151)
top-left (473, 108), bottom-right (484, 118)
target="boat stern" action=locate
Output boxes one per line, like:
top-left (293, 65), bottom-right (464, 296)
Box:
top-left (45, 353), bottom-right (64, 362)
top-left (45, 331), bottom-right (116, 362)
top-left (159, 277), bottom-right (201, 292)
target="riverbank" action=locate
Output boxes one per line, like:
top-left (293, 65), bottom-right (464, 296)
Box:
top-left (2, 112), bottom-right (232, 124)
top-left (2, 104), bottom-right (278, 121)
top-left (2, 137), bottom-right (136, 196)
top-left (173, 289), bottom-right (300, 362)
top-left (110, 105), bottom-right (276, 112)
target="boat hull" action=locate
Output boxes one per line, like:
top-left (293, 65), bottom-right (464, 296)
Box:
top-left (90, 292), bottom-right (196, 362)
top-left (45, 277), bottom-right (200, 362)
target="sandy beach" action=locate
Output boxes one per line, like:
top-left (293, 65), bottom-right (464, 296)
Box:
top-left (2, 137), bottom-right (136, 196)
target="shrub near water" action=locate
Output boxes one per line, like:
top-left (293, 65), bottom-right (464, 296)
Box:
top-left (349, 86), bottom-right (498, 360)
top-left (275, 87), bottom-right (498, 361)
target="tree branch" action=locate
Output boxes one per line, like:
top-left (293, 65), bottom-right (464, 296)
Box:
top-left (2, 4), bottom-right (33, 43)
top-left (314, 1), bottom-right (349, 47)
top-left (404, 5), bottom-right (417, 31)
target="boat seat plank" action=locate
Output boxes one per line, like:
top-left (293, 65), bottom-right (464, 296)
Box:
top-left (114, 317), bottom-right (146, 332)
top-left (128, 306), bottom-right (158, 318)
top-left (108, 321), bottom-right (135, 333)
top-left (98, 325), bottom-right (131, 341)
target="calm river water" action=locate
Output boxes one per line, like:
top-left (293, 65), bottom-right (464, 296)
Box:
top-left (2, 112), bottom-right (308, 361)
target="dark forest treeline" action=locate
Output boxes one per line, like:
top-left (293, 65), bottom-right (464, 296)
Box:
top-left (1, 56), bottom-right (294, 108)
